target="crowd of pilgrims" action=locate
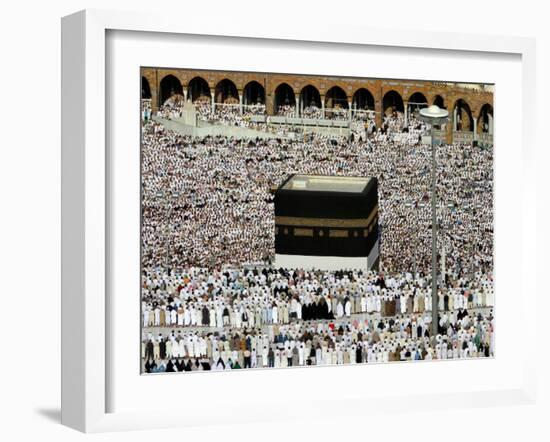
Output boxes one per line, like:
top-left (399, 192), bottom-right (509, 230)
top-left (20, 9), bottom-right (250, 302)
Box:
top-left (142, 267), bottom-right (494, 329)
top-left (141, 96), bottom-right (494, 372)
top-left (141, 99), bottom-right (152, 121)
top-left (150, 95), bottom-right (378, 124)
top-left (143, 302), bottom-right (494, 373)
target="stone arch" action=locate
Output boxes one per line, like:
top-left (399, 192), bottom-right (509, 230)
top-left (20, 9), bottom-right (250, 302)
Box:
top-left (187, 76), bottom-right (211, 103)
top-left (477, 103), bottom-right (494, 134)
top-left (433, 94), bottom-right (445, 109)
top-left (325, 86), bottom-right (348, 109)
top-left (274, 83), bottom-right (296, 111)
top-left (453, 98), bottom-right (474, 131)
top-left (159, 74), bottom-right (183, 104)
top-left (382, 90), bottom-right (404, 115)
top-left (352, 88), bottom-right (375, 110)
top-left (141, 76), bottom-right (151, 99)
top-left (408, 92), bottom-right (428, 111)
top-left (300, 85), bottom-right (322, 108)
top-left (215, 79), bottom-right (238, 104)
top-left (243, 81), bottom-right (265, 105)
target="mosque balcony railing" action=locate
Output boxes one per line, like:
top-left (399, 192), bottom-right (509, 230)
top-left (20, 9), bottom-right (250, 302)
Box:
top-left (250, 115), bottom-right (267, 123)
top-left (452, 130), bottom-right (474, 144)
top-left (421, 129), bottom-right (446, 145)
top-left (477, 132), bottom-right (494, 147)
top-left (267, 115), bottom-right (350, 128)
top-left (432, 129), bottom-right (446, 142)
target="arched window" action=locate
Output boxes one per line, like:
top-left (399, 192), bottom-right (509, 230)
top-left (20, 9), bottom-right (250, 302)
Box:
top-left (300, 85), bottom-right (322, 108)
top-left (243, 81), bottom-right (265, 105)
top-left (141, 77), bottom-right (151, 99)
top-left (187, 77), bottom-right (211, 103)
top-left (382, 90), bottom-right (404, 114)
top-left (325, 86), bottom-right (348, 119)
top-left (433, 95), bottom-right (445, 109)
top-left (478, 104), bottom-right (494, 134)
top-left (159, 75), bottom-right (183, 104)
top-left (408, 92), bottom-right (428, 112)
top-left (325, 86), bottom-right (348, 109)
top-left (352, 88), bottom-right (375, 110)
top-left (454, 99), bottom-right (474, 131)
top-left (299, 85), bottom-right (322, 118)
top-left (215, 79), bottom-right (238, 104)
top-left (274, 83), bottom-right (295, 114)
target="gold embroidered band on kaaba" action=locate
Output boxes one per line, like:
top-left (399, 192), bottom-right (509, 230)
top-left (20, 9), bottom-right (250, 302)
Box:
top-left (275, 205), bottom-right (378, 229)
top-left (293, 228), bottom-right (314, 237)
top-left (328, 229), bottom-right (349, 238)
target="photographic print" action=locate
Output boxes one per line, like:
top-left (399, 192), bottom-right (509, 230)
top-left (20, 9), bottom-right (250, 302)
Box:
top-left (140, 68), bottom-right (494, 374)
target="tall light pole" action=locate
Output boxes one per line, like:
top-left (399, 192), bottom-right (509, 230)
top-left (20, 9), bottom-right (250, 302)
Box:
top-left (419, 105), bottom-right (449, 339)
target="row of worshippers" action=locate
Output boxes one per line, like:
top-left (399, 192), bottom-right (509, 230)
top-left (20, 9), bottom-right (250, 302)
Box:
top-left (143, 308), bottom-right (493, 373)
top-left (142, 264), bottom-right (494, 329)
top-left (142, 287), bottom-right (494, 329)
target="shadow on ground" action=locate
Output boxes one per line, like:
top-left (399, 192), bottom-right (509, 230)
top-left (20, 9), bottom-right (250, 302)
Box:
top-left (35, 408), bottom-right (61, 423)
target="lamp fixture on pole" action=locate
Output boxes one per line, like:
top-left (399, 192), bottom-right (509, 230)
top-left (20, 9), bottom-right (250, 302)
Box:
top-left (418, 105), bottom-right (449, 339)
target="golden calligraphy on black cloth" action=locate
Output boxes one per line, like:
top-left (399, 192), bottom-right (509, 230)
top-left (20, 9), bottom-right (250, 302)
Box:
top-left (275, 206), bottom-right (378, 229)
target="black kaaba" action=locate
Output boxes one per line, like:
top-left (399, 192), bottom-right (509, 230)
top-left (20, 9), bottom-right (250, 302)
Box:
top-left (274, 174), bottom-right (379, 271)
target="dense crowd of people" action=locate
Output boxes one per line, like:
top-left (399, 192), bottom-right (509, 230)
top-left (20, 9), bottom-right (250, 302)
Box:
top-left (276, 104), bottom-right (296, 117)
top-left (141, 99), bottom-right (152, 122)
top-left (156, 94), bottom-right (185, 120)
top-left (142, 307), bottom-right (494, 373)
top-left (142, 267), bottom-right (494, 330)
top-left (196, 103), bottom-right (247, 127)
top-left (301, 105), bottom-right (323, 119)
top-left (325, 106), bottom-right (349, 120)
top-left (243, 103), bottom-right (266, 116)
top-left (140, 95), bottom-right (494, 372)
top-left (155, 98), bottom-right (382, 131)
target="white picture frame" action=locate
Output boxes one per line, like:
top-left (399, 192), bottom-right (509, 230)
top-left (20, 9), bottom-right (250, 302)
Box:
top-left (61, 9), bottom-right (538, 433)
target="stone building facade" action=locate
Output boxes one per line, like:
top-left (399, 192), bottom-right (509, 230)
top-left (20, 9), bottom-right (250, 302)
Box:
top-left (141, 67), bottom-right (494, 145)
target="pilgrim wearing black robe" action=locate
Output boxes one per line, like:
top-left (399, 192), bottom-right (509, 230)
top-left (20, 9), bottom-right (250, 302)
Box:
top-left (159, 339), bottom-right (166, 359)
top-left (301, 303), bottom-right (310, 321)
top-left (317, 299), bottom-right (329, 320)
top-left (201, 306), bottom-right (209, 326)
top-left (355, 345), bottom-right (363, 364)
top-left (166, 360), bottom-right (176, 372)
top-left (145, 340), bottom-right (154, 360)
